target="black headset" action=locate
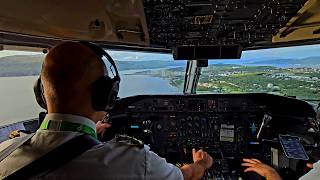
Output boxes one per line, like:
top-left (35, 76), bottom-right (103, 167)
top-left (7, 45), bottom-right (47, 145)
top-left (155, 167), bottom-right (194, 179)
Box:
top-left (33, 42), bottom-right (120, 111)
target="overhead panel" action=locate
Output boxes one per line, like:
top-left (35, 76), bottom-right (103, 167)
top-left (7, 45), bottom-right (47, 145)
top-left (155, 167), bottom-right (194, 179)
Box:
top-left (0, 0), bottom-right (317, 50)
top-left (144, 0), bottom-right (309, 49)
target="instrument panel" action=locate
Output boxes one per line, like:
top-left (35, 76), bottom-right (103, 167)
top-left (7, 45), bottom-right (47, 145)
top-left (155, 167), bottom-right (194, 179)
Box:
top-left (122, 96), bottom-right (267, 155)
top-left (107, 93), bottom-right (316, 179)
top-left (0, 93), bottom-right (317, 179)
top-left (143, 0), bottom-right (308, 48)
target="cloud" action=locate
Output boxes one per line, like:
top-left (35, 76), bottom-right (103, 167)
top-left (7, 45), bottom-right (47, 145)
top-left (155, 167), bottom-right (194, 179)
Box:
top-left (0, 50), bottom-right (42, 58)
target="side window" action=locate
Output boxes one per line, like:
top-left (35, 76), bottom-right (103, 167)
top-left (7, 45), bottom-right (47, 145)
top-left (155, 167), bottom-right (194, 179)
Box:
top-left (0, 50), bottom-right (44, 126)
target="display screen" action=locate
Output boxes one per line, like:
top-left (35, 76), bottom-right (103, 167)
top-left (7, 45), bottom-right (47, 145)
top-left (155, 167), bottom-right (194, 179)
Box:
top-left (279, 134), bottom-right (309, 160)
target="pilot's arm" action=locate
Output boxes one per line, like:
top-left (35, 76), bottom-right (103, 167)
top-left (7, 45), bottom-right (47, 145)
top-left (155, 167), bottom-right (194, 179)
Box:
top-left (96, 120), bottom-right (111, 137)
top-left (147, 148), bottom-right (213, 180)
top-left (299, 160), bottom-right (320, 180)
top-left (242, 158), bottom-right (320, 180)
top-left (180, 148), bottom-right (213, 180)
top-left (96, 119), bottom-right (213, 179)
top-left (241, 158), bottom-right (282, 180)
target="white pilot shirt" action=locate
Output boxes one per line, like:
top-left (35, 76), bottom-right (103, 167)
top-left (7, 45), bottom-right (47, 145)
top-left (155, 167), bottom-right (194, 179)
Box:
top-left (0, 113), bottom-right (183, 179)
top-left (299, 160), bottom-right (320, 180)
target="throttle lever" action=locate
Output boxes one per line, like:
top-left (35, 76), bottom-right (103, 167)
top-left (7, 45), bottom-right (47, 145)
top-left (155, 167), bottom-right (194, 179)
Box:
top-left (257, 114), bottom-right (272, 140)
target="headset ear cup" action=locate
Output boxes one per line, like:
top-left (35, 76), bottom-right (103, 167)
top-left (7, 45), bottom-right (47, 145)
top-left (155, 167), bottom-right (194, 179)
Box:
top-left (33, 77), bottom-right (47, 109)
top-left (106, 79), bottom-right (119, 110)
top-left (91, 76), bottom-right (112, 111)
top-left (92, 76), bottom-right (119, 111)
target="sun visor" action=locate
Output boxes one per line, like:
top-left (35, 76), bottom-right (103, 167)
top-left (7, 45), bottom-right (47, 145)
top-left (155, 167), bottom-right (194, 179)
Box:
top-left (273, 0), bottom-right (320, 44)
top-left (0, 0), bottom-right (149, 46)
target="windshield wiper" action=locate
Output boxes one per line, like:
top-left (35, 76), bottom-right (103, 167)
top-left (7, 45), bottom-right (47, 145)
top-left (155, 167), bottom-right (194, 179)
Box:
top-left (299, 99), bottom-right (320, 102)
top-left (286, 96), bottom-right (320, 102)
top-left (183, 60), bottom-right (202, 94)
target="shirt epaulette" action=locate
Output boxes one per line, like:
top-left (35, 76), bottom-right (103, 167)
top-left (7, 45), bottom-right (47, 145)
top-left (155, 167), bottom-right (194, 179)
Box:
top-left (115, 134), bottom-right (144, 148)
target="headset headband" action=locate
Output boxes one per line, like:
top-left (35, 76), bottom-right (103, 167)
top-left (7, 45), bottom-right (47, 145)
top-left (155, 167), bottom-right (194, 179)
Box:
top-left (80, 41), bottom-right (120, 81)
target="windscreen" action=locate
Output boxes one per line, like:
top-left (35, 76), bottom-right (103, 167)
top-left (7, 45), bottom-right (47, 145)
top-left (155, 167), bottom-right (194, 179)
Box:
top-left (194, 44), bottom-right (320, 102)
top-left (107, 50), bottom-right (185, 97)
top-left (1, 45), bottom-right (319, 126)
top-left (0, 49), bottom-right (185, 126)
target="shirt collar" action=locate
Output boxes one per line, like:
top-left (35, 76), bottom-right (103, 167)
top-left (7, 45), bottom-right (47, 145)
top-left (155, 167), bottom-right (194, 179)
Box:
top-left (43, 113), bottom-right (96, 134)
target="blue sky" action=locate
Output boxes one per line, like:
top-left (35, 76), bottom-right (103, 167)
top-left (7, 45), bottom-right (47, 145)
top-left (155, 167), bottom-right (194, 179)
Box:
top-left (242, 44), bottom-right (320, 60)
top-left (107, 44), bottom-right (320, 62)
top-left (0, 50), bottom-right (41, 58)
top-left (1, 44), bottom-right (320, 61)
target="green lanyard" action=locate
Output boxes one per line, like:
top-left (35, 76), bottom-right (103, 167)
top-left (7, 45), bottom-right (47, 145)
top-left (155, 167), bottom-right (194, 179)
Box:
top-left (39, 119), bottom-right (97, 139)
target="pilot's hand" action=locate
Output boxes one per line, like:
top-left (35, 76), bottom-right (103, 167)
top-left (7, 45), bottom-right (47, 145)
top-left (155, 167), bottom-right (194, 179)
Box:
top-left (242, 158), bottom-right (282, 180)
top-left (180, 149), bottom-right (213, 180)
top-left (96, 120), bottom-right (111, 137)
top-left (306, 163), bottom-right (314, 169)
top-left (192, 148), bottom-right (213, 169)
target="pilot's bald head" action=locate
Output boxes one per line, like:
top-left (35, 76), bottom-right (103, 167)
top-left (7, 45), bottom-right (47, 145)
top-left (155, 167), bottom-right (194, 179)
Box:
top-left (41, 42), bottom-right (105, 120)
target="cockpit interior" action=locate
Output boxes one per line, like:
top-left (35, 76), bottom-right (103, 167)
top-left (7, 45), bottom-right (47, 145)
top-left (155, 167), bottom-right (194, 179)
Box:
top-left (1, 0), bottom-right (320, 179)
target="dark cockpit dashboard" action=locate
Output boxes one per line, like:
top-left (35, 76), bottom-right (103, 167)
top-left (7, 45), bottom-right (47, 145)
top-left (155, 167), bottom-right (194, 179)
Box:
top-left (0, 93), bottom-right (318, 179)
top-left (103, 93), bottom-right (318, 179)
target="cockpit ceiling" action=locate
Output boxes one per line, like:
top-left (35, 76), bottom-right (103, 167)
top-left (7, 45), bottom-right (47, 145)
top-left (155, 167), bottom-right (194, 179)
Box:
top-left (273, 0), bottom-right (320, 44)
top-left (0, 0), bottom-right (149, 46)
top-left (0, 0), bottom-right (319, 50)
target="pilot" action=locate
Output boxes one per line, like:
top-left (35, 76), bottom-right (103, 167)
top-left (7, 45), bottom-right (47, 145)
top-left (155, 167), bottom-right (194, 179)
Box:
top-left (242, 158), bottom-right (320, 180)
top-left (0, 42), bottom-right (213, 179)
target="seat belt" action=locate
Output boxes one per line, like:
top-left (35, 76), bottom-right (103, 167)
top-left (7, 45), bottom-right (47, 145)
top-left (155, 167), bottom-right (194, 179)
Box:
top-left (4, 134), bottom-right (100, 180)
top-left (0, 133), bottom-right (35, 163)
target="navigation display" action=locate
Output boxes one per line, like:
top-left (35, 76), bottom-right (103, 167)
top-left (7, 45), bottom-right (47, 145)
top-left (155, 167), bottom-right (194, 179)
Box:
top-left (279, 134), bottom-right (309, 160)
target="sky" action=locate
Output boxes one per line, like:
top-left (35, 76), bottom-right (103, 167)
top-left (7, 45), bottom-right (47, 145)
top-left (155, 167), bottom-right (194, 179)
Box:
top-left (242, 44), bottom-right (320, 60)
top-left (0, 50), bottom-right (41, 58)
top-left (1, 44), bottom-right (320, 61)
top-left (107, 44), bottom-right (320, 61)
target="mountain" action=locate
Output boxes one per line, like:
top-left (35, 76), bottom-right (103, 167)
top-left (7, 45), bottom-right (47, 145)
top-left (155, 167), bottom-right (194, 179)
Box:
top-left (0, 55), bottom-right (43, 77)
top-left (115, 60), bottom-right (184, 71)
top-left (1, 54), bottom-right (319, 77)
top-left (247, 56), bottom-right (320, 67)
top-left (207, 57), bottom-right (282, 65)
top-left (0, 55), bottom-right (184, 77)
top-left (207, 56), bottom-right (320, 68)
